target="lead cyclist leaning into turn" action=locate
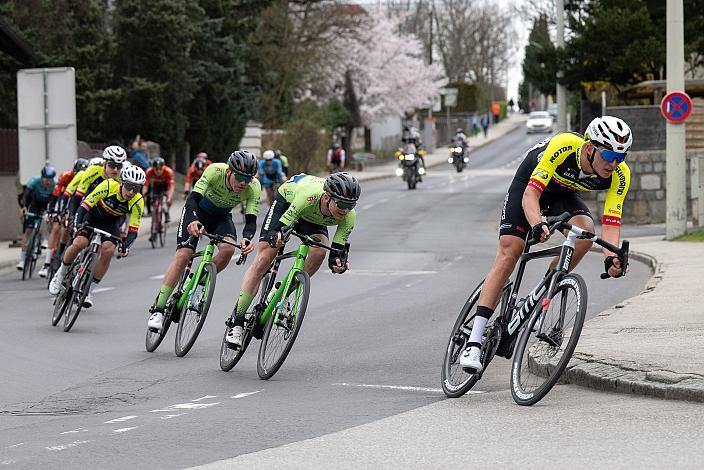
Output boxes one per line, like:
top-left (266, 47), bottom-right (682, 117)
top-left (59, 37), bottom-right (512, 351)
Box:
top-left (459, 116), bottom-right (633, 372)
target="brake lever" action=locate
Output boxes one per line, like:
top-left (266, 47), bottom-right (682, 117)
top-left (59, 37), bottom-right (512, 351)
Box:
top-left (600, 240), bottom-right (629, 279)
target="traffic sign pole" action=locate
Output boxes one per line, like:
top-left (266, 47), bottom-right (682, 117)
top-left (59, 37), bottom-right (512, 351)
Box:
top-left (666, 0), bottom-right (686, 239)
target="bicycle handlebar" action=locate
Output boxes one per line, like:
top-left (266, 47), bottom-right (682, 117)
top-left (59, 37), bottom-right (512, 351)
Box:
top-left (281, 221), bottom-right (349, 258)
top-left (187, 229), bottom-right (248, 265)
top-left (534, 211), bottom-right (630, 280)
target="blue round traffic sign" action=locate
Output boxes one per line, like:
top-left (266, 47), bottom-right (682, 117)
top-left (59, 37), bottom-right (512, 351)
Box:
top-left (661, 92), bottom-right (692, 123)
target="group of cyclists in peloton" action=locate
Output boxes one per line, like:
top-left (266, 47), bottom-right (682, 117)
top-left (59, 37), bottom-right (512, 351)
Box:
top-left (17, 115), bottom-right (632, 380)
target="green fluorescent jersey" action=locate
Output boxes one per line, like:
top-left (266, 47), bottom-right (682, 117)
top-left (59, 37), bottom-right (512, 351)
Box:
top-left (277, 174), bottom-right (356, 244)
top-left (192, 162), bottom-right (261, 216)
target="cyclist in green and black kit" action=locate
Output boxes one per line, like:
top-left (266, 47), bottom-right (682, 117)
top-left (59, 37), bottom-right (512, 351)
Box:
top-left (225, 172), bottom-right (360, 347)
top-left (147, 150), bottom-right (261, 331)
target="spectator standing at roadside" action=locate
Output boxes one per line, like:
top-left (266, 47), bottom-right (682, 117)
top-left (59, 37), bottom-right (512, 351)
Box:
top-left (129, 136), bottom-right (150, 170)
top-left (491, 102), bottom-right (500, 124)
top-left (481, 114), bottom-right (490, 138)
top-left (508, 98), bottom-right (515, 114)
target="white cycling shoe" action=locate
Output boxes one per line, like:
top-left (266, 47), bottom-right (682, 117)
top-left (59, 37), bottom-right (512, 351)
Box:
top-left (148, 311), bottom-right (165, 331)
top-left (16, 260), bottom-right (24, 271)
top-left (49, 271), bottom-right (65, 295)
top-left (82, 293), bottom-right (94, 309)
top-left (459, 346), bottom-right (483, 373)
top-left (38, 265), bottom-right (49, 278)
top-left (226, 326), bottom-right (244, 348)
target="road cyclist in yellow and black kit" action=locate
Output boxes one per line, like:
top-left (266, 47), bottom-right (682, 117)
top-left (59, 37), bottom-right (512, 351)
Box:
top-left (49, 164), bottom-right (146, 308)
top-left (459, 116), bottom-right (633, 372)
top-left (146, 150), bottom-right (261, 331)
top-left (65, 146), bottom-right (127, 224)
top-left (225, 171), bottom-right (360, 348)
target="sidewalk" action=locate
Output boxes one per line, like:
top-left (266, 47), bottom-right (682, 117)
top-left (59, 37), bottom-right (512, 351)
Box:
top-left (344, 112), bottom-right (527, 183)
top-left (552, 236), bottom-right (704, 402)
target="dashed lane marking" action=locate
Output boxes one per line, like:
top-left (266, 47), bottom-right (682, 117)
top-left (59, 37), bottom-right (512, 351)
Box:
top-left (113, 427), bottom-right (139, 434)
top-left (333, 383), bottom-right (485, 394)
top-left (160, 414), bottom-right (186, 420)
top-left (231, 390), bottom-right (262, 399)
top-left (104, 415), bottom-right (137, 424)
top-left (60, 428), bottom-right (88, 435)
top-left (45, 440), bottom-right (90, 451)
top-left (191, 395), bottom-right (217, 402)
top-left (91, 287), bottom-right (114, 294)
top-left (345, 269), bottom-right (437, 276)
top-left (149, 274), bottom-right (165, 280)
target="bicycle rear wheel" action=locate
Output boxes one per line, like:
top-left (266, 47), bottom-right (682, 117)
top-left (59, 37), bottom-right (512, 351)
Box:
top-left (175, 263), bottom-right (216, 357)
top-left (220, 274), bottom-right (271, 372)
top-left (257, 271), bottom-right (310, 380)
top-left (441, 281), bottom-right (483, 397)
top-left (510, 273), bottom-right (587, 406)
top-left (159, 203), bottom-right (167, 247)
top-left (150, 212), bottom-right (158, 249)
top-left (22, 232), bottom-right (37, 280)
top-left (63, 265), bottom-right (91, 332)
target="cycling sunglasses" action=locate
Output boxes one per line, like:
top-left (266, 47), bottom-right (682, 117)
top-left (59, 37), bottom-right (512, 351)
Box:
top-left (597, 146), bottom-right (626, 164)
top-left (333, 199), bottom-right (356, 210)
top-left (122, 182), bottom-right (142, 192)
top-left (106, 161), bottom-right (123, 169)
top-left (234, 173), bottom-right (253, 183)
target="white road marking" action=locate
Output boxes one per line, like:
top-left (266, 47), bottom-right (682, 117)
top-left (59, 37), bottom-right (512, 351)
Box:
top-left (404, 279), bottom-right (423, 289)
top-left (60, 428), bottom-right (88, 435)
top-left (191, 395), bottom-right (217, 402)
top-left (2, 460), bottom-right (17, 465)
top-left (113, 427), bottom-right (139, 433)
top-left (7, 443), bottom-right (24, 448)
top-left (361, 203), bottom-right (376, 210)
top-left (378, 198), bottom-right (389, 204)
top-left (231, 390), bottom-right (262, 399)
top-left (333, 383), bottom-right (485, 394)
top-left (45, 440), bottom-right (90, 451)
top-left (104, 415), bottom-right (137, 424)
top-left (170, 402), bottom-right (220, 410)
top-left (160, 414), bottom-right (186, 420)
top-left (92, 287), bottom-right (114, 294)
top-left (149, 409), bottom-right (172, 413)
top-left (149, 274), bottom-right (165, 280)
top-left (346, 269), bottom-right (437, 276)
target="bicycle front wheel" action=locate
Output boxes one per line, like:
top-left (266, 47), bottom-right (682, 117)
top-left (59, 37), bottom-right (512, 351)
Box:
top-left (63, 267), bottom-right (91, 332)
top-left (510, 273), bottom-right (587, 406)
top-left (257, 271), bottom-right (310, 380)
top-left (51, 283), bottom-right (71, 326)
top-left (22, 232), bottom-right (37, 280)
top-left (175, 262), bottom-right (216, 357)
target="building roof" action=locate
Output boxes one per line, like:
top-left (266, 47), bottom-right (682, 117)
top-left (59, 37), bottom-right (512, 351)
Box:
top-left (623, 79), bottom-right (704, 100)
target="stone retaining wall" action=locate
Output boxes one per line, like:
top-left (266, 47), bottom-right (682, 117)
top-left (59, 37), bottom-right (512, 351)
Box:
top-left (583, 149), bottom-right (704, 224)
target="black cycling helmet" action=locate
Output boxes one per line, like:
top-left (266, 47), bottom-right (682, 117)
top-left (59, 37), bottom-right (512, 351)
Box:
top-left (194, 157), bottom-right (206, 169)
top-left (152, 156), bottom-right (165, 168)
top-left (227, 150), bottom-right (257, 176)
top-left (73, 158), bottom-right (89, 172)
top-left (324, 172), bottom-right (360, 202)
top-left (41, 165), bottom-right (56, 179)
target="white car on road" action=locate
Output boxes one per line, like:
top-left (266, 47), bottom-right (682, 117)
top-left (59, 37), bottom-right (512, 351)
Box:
top-left (526, 111), bottom-right (553, 134)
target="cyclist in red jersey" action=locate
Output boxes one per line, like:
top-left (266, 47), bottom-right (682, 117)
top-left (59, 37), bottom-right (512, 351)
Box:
top-left (143, 157), bottom-right (175, 224)
top-left (184, 152), bottom-right (212, 197)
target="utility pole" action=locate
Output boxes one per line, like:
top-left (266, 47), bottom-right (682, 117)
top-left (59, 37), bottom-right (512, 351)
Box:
top-left (556, 0), bottom-right (567, 132)
top-left (666, 0), bottom-right (687, 239)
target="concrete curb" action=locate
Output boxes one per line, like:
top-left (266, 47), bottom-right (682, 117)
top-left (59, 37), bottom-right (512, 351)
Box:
top-left (534, 245), bottom-right (704, 402)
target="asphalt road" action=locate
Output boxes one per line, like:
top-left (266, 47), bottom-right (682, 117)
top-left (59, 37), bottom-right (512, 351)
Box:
top-left (0, 129), bottom-right (657, 469)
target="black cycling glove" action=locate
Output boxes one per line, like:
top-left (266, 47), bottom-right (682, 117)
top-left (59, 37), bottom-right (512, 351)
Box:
top-left (531, 222), bottom-right (549, 243)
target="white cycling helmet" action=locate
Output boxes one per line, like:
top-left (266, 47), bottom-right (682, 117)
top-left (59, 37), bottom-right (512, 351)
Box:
top-left (120, 165), bottom-right (146, 185)
top-left (89, 157), bottom-right (104, 167)
top-left (102, 145), bottom-right (127, 163)
top-left (584, 116), bottom-right (632, 153)
top-left (262, 150), bottom-right (275, 160)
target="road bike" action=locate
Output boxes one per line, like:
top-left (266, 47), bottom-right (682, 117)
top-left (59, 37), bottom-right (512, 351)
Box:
top-left (51, 226), bottom-right (122, 332)
top-left (145, 231), bottom-right (246, 357)
top-left (219, 221), bottom-right (349, 380)
top-left (45, 213), bottom-right (69, 288)
top-left (150, 191), bottom-right (168, 248)
top-left (441, 211), bottom-right (630, 406)
top-left (21, 211), bottom-right (44, 280)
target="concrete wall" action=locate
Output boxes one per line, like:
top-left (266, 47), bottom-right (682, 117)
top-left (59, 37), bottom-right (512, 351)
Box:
top-left (239, 121), bottom-right (262, 157)
top-left (583, 149), bottom-right (704, 224)
top-left (0, 175), bottom-right (22, 240)
top-left (370, 115), bottom-right (401, 154)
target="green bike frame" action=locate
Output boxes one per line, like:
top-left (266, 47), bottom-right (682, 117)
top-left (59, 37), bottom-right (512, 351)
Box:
top-left (258, 243), bottom-right (309, 326)
top-left (175, 243), bottom-right (216, 311)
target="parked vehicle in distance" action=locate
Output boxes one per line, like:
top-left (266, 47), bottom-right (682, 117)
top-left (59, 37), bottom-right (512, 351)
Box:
top-left (547, 103), bottom-right (558, 120)
top-left (526, 111), bottom-right (553, 134)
